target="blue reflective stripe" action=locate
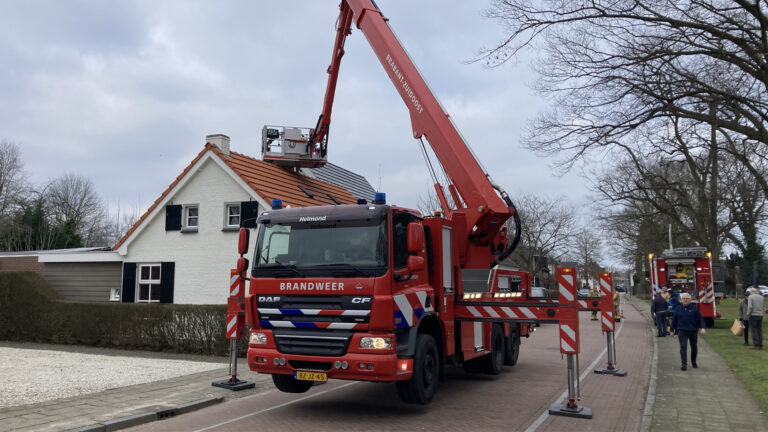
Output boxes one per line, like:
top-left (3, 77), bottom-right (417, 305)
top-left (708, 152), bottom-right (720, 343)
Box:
top-left (259, 320), bottom-right (273, 328)
top-left (413, 307), bottom-right (425, 320)
top-left (280, 308), bottom-right (303, 315)
top-left (292, 321), bottom-right (318, 329)
top-left (393, 310), bottom-right (409, 328)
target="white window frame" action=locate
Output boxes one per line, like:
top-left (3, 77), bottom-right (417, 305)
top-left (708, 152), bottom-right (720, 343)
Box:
top-left (137, 263), bottom-right (161, 303)
top-left (183, 204), bottom-right (199, 231)
top-left (225, 203), bottom-right (241, 228)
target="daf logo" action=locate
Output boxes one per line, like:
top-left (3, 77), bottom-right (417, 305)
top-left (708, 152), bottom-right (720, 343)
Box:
top-left (258, 296), bottom-right (281, 303)
top-left (352, 297), bottom-right (371, 304)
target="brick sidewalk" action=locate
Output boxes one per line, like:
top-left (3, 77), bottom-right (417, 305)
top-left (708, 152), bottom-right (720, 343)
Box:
top-left (628, 295), bottom-right (768, 432)
top-left (0, 357), bottom-right (272, 432)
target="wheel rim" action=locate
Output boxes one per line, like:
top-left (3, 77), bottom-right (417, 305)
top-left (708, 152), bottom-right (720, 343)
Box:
top-left (423, 351), bottom-right (436, 389)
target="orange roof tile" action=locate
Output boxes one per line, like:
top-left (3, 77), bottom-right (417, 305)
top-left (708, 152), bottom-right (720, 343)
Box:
top-left (113, 143), bottom-right (359, 250)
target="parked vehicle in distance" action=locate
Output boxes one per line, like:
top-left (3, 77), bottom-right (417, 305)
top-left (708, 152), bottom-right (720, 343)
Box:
top-left (747, 285), bottom-right (768, 297)
top-left (578, 288), bottom-right (590, 297)
top-left (615, 286), bottom-right (626, 293)
top-left (531, 287), bottom-right (549, 298)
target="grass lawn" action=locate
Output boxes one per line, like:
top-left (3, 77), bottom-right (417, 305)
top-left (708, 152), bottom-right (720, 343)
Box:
top-left (703, 298), bottom-right (768, 413)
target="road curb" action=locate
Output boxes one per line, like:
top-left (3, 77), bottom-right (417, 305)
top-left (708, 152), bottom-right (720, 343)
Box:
top-left (69, 396), bottom-right (224, 432)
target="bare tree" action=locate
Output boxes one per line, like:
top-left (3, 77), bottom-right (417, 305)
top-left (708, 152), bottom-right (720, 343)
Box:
top-left (0, 140), bottom-right (28, 216)
top-left (505, 194), bottom-right (577, 279)
top-left (44, 173), bottom-right (109, 247)
top-left (571, 229), bottom-right (603, 288)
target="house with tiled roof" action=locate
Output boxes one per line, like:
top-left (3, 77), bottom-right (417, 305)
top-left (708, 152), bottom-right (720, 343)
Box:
top-left (110, 134), bottom-right (370, 304)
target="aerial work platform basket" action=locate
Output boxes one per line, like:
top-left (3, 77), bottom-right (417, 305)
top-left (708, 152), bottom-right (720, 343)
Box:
top-left (262, 125), bottom-right (327, 168)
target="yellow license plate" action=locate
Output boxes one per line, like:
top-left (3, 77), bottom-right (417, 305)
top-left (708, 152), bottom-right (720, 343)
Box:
top-left (295, 371), bottom-right (327, 382)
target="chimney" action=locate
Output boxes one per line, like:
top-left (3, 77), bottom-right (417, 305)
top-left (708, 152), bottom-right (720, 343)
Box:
top-left (207, 134), bottom-right (230, 156)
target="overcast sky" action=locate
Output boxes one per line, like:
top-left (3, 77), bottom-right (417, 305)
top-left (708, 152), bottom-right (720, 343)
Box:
top-left (1, 0), bottom-right (590, 216)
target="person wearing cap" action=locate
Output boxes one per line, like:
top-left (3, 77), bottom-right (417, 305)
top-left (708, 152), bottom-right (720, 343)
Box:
top-left (738, 289), bottom-right (751, 346)
top-left (746, 287), bottom-right (764, 350)
top-left (671, 292), bottom-right (706, 370)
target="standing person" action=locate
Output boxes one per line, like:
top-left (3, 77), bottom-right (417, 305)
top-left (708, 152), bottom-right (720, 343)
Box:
top-left (747, 287), bottom-right (764, 350)
top-left (588, 286), bottom-right (600, 320)
top-left (738, 290), bottom-right (751, 346)
top-left (671, 293), bottom-right (706, 371)
top-left (651, 293), bottom-right (668, 337)
top-left (613, 289), bottom-right (621, 322)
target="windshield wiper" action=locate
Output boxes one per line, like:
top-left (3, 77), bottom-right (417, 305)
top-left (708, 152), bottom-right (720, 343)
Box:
top-left (272, 258), bottom-right (306, 277)
top-left (313, 263), bottom-right (371, 277)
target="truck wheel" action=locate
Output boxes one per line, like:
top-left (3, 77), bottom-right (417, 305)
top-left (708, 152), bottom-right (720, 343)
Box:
top-left (396, 334), bottom-right (439, 404)
top-left (479, 324), bottom-right (505, 374)
top-left (272, 374), bottom-right (313, 393)
top-left (504, 325), bottom-right (521, 366)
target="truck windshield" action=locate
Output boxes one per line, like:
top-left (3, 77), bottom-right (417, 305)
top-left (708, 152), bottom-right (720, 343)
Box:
top-left (252, 217), bottom-right (388, 277)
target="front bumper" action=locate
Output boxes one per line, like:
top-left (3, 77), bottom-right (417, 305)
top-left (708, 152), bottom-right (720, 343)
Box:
top-left (247, 330), bottom-right (411, 382)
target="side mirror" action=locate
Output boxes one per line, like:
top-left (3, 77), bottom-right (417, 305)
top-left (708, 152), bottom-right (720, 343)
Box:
top-left (407, 255), bottom-right (425, 272)
top-left (238, 227), bottom-right (250, 255)
top-left (407, 222), bottom-right (425, 253)
top-left (237, 256), bottom-right (250, 275)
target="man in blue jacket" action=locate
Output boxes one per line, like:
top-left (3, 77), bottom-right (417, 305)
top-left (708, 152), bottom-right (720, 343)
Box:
top-left (670, 292), bottom-right (706, 371)
top-left (651, 293), bottom-right (668, 337)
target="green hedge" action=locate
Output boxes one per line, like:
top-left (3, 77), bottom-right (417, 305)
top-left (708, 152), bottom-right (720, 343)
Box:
top-left (0, 272), bottom-right (236, 355)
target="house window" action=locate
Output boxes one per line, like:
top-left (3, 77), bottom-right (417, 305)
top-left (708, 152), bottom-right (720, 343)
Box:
top-left (184, 205), bottom-right (199, 230)
top-left (137, 264), bottom-right (161, 303)
top-left (226, 203), bottom-right (241, 228)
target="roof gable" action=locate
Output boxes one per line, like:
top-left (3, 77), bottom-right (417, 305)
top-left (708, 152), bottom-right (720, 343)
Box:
top-left (114, 144), bottom-right (359, 251)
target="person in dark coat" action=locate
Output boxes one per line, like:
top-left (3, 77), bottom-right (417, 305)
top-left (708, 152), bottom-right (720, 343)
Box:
top-left (651, 293), bottom-right (668, 337)
top-left (671, 292), bottom-right (706, 371)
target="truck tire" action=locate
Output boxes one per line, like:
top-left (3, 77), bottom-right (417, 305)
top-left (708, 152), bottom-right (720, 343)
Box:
top-left (396, 334), bottom-right (439, 404)
top-left (504, 324), bottom-right (521, 366)
top-left (272, 374), bottom-right (313, 393)
top-left (479, 324), bottom-right (505, 374)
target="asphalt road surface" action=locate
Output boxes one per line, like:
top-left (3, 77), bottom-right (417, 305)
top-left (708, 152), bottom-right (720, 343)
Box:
top-left (130, 297), bottom-right (650, 432)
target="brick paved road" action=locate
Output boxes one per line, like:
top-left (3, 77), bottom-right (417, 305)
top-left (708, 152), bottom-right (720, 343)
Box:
top-left (129, 295), bottom-right (651, 432)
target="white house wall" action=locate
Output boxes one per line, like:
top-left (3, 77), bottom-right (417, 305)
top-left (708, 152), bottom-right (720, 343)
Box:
top-left (123, 158), bottom-right (258, 304)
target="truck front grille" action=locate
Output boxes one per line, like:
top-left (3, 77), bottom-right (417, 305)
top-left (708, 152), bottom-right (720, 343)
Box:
top-left (273, 329), bottom-right (352, 356)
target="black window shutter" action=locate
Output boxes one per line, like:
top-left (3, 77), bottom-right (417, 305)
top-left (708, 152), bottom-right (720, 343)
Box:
top-left (159, 262), bottom-right (175, 303)
top-left (122, 262), bottom-right (137, 303)
top-left (165, 205), bottom-right (182, 231)
top-left (240, 201), bottom-right (260, 228)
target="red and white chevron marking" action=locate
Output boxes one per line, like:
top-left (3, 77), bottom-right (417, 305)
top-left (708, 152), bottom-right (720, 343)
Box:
top-left (703, 283), bottom-right (715, 303)
top-left (230, 273), bottom-right (240, 297)
top-left (226, 314), bottom-right (240, 339)
top-left (559, 323), bottom-right (577, 353)
top-left (599, 275), bottom-right (612, 297)
top-left (393, 291), bottom-right (434, 327)
top-left (601, 311), bottom-right (614, 332)
top-left (459, 304), bottom-right (539, 320)
top-left (559, 273), bottom-right (576, 301)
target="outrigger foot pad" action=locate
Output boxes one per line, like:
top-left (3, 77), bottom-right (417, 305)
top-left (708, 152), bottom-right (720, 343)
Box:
top-left (212, 378), bottom-right (256, 391)
top-left (548, 403), bottom-right (593, 419)
top-left (594, 368), bottom-right (627, 376)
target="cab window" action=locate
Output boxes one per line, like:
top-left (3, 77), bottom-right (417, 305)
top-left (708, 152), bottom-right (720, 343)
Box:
top-left (392, 212), bottom-right (413, 269)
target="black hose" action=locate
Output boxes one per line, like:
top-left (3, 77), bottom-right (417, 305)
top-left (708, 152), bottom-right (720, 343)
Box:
top-left (493, 196), bottom-right (521, 266)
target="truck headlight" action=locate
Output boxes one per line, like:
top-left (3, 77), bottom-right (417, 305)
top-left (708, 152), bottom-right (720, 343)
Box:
top-left (360, 337), bottom-right (392, 349)
top-left (249, 332), bottom-right (267, 344)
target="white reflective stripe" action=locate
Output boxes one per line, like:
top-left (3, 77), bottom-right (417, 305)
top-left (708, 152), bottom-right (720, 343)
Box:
top-left (578, 300), bottom-right (587, 308)
top-left (560, 339), bottom-right (575, 352)
top-left (258, 308), bottom-right (282, 314)
top-left (341, 310), bottom-right (371, 316)
top-left (327, 323), bottom-right (357, 330)
top-left (519, 307), bottom-right (536, 319)
top-left (559, 274), bottom-right (575, 301)
top-left (394, 294), bottom-right (414, 326)
top-left (415, 291), bottom-right (433, 312)
top-left (230, 275), bottom-right (240, 296)
top-left (501, 307), bottom-right (519, 318)
top-left (562, 274), bottom-right (574, 286)
top-left (267, 321), bottom-right (296, 328)
top-left (466, 306), bottom-right (483, 318)
top-left (602, 315), bottom-right (613, 329)
top-left (227, 316), bottom-right (237, 332)
top-left (483, 306), bottom-right (501, 318)
top-left (560, 324), bottom-right (576, 341)
top-left (230, 275), bottom-right (239, 286)
top-left (600, 278), bottom-right (610, 292)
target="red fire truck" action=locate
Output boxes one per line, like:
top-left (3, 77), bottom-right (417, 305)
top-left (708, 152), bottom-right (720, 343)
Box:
top-left (230, 0), bottom-right (620, 409)
top-left (648, 247), bottom-right (717, 327)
